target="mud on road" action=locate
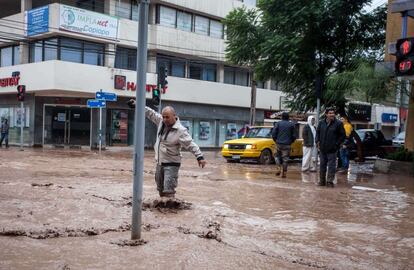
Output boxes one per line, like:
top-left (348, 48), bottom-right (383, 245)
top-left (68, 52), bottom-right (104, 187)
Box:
top-left (0, 147), bottom-right (413, 270)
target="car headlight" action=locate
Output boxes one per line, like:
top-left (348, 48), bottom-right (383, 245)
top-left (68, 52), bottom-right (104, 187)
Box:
top-left (223, 144), bottom-right (229, 149)
top-left (245, 144), bottom-right (257, 150)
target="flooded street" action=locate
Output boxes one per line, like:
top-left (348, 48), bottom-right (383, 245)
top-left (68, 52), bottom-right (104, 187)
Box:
top-left (0, 147), bottom-right (413, 270)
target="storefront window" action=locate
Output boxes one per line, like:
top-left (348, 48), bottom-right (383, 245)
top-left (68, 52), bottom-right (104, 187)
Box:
top-left (110, 110), bottom-right (129, 145)
top-left (0, 106), bottom-right (30, 145)
top-left (193, 120), bottom-right (216, 147)
top-left (218, 121), bottom-right (247, 146)
top-left (180, 119), bottom-right (193, 137)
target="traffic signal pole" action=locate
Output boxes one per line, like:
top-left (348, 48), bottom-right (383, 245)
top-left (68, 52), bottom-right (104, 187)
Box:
top-left (131, 0), bottom-right (149, 240)
top-left (20, 101), bottom-right (23, 151)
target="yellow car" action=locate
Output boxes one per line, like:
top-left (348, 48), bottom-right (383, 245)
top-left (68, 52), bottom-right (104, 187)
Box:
top-left (221, 126), bottom-right (303, 164)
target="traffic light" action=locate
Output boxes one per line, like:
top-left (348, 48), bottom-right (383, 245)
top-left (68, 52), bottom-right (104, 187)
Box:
top-left (395, 37), bottom-right (414, 76)
top-left (152, 88), bottom-right (160, 105)
top-left (16, 85), bottom-right (26, 102)
top-left (158, 65), bottom-right (168, 89)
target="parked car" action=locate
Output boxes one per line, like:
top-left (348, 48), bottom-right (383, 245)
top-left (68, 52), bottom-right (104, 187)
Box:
top-left (392, 131), bottom-right (405, 147)
top-left (221, 126), bottom-right (303, 164)
top-left (349, 129), bottom-right (393, 159)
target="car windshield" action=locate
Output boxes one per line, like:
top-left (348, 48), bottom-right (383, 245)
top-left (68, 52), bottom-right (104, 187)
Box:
top-left (356, 130), bottom-right (366, 140)
top-left (245, 127), bottom-right (272, 138)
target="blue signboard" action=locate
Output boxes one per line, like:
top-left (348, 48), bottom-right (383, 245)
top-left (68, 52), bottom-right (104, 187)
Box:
top-left (96, 91), bottom-right (117, 101)
top-left (382, 113), bottom-right (398, 123)
top-left (26, 5), bottom-right (49, 36)
top-left (87, 99), bottom-right (106, 108)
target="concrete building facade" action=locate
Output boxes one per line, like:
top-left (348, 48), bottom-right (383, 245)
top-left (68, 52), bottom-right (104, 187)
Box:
top-left (0, 0), bottom-right (284, 148)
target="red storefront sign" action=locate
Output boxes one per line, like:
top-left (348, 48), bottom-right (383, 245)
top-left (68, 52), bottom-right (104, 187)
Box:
top-left (0, 75), bottom-right (20, 87)
top-left (114, 75), bottom-right (167, 93)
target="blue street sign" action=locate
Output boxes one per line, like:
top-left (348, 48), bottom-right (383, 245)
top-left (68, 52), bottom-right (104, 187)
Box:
top-left (381, 113), bottom-right (398, 123)
top-left (87, 99), bottom-right (106, 108)
top-left (96, 91), bottom-right (117, 101)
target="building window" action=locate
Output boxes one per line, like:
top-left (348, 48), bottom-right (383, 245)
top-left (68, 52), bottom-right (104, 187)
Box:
top-left (60, 38), bottom-right (83, 63)
top-left (224, 67), bottom-right (250, 86)
top-left (157, 56), bottom-right (186, 78)
top-left (30, 41), bottom-right (43, 63)
top-left (76, 0), bottom-right (104, 13)
top-left (210, 20), bottom-right (223, 39)
top-left (159, 6), bottom-right (176, 28)
top-left (195, 16), bottom-right (209, 36)
top-left (177, 11), bottom-right (192, 32)
top-left (256, 80), bottom-right (265, 89)
top-left (189, 62), bottom-right (216, 82)
top-left (29, 37), bottom-right (104, 66)
top-left (84, 42), bottom-right (104, 66)
top-left (115, 47), bottom-right (137, 71)
top-left (270, 80), bottom-right (279, 90)
top-left (44, 38), bottom-right (58, 61)
top-left (0, 45), bottom-right (19, 67)
top-left (115, 0), bottom-right (139, 21)
top-left (157, 5), bottom-right (224, 39)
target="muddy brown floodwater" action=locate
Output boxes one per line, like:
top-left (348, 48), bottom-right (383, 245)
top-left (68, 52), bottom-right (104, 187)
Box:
top-left (0, 147), bottom-right (413, 270)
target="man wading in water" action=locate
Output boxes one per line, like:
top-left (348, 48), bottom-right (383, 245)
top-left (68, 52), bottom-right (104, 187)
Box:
top-left (128, 100), bottom-right (206, 197)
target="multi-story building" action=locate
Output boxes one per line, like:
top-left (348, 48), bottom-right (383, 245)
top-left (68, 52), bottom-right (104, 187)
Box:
top-left (0, 0), bottom-right (285, 148)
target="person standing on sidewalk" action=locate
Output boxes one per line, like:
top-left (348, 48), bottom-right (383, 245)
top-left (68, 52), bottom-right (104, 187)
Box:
top-left (272, 112), bottom-right (296, 178)
top-left (128, 99), bottom-right (206, 197)
top-left (301, 116), bottom-right (317, 172)
top-left (0, 119), bottom-right (9, 148)
top-left (339, 115), bottom-right (353, 172)
top-left (316, 108), bottom-right (345, 187)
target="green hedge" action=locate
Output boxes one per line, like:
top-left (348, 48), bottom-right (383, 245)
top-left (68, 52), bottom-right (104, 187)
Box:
top-left (386, 147), bottom-right (413, 162)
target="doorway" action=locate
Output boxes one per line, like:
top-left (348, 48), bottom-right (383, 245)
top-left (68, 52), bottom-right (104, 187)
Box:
top-left (44, 105), bottom-right (91, 146)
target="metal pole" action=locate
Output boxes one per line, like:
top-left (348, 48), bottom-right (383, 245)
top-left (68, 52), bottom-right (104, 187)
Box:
top-left (131, 0), bottom-right (149, 240)
top-left (402, 12), bottom-right (408, 38)
top-left (316, 98), bottom-right (321, 121)
top-left (20, 102), bottom-right (24, 151)
top-left (158, 84), bottom-right (162, 114)
top-left (99, 107), bottom-right (102, 154)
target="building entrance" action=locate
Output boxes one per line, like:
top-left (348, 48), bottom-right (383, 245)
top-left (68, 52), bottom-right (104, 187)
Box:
top-left (44, 105), bottom-right (91, 146)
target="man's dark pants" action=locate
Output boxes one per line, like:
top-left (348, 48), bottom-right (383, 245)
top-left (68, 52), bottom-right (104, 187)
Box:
top-left (319, 151), bottom-right (337, 183)
top-left (276, 144), bottom-right (291, 172)
top-left (0, 132), bottom-right (8, 147)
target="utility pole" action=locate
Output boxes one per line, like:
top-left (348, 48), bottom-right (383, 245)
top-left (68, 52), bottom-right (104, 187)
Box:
top-left (249, 78), bottom-right (257, 126)
top-left (131, 0), bottom-right (149, 240)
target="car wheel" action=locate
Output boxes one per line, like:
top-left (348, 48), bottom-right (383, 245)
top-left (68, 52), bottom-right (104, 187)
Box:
top-left (259, 149), bottom-right (273, 165)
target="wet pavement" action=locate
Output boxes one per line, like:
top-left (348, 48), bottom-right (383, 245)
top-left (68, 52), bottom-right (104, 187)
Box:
top-left (0, 147), bottom-right (413, 270)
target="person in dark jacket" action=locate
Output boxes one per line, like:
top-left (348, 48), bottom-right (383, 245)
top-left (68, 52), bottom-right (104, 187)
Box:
top-left (301, 116), bottom-right (317, 172)
top-left (0, 119), bottom-right (9, 148)
top-left (316, 108), bottom-right (346, 187)
top-left (272, 112), bottom-right (296, 178)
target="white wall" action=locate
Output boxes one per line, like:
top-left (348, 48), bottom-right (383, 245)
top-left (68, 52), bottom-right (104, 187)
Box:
top-left (0, 61), bottom-right (282, 110)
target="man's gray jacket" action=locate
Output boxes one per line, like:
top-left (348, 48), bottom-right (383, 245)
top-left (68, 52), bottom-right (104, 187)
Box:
top-left (146, 107), bottom-right (203, 165)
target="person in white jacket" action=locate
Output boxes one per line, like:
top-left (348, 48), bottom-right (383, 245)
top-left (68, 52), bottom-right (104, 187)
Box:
top-left (301, 116), bottom-right (317, 172)
top-left (128, 100), bottom-right (206, 197)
